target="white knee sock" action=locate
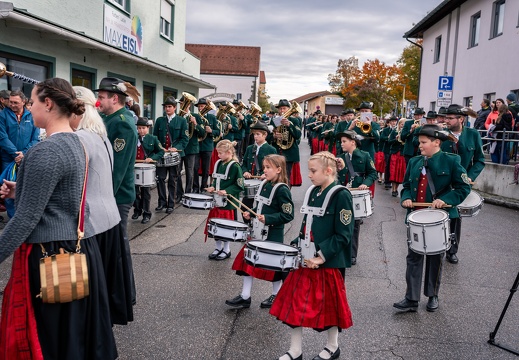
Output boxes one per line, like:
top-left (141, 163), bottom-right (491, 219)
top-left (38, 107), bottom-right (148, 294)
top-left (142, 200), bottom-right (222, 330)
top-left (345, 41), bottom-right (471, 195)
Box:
top-left (223, 241), bottom-right (230, 253)
top-left (318, 326), bottom-right (338, 359)
top-left (272, 280), bottom-right (282, 295)
top-left (279, 327), bottom-right (302, 360)
top-left (241, 276), bottom-right (253, 300)
top-left (215, 240), bottom-right (223, 251)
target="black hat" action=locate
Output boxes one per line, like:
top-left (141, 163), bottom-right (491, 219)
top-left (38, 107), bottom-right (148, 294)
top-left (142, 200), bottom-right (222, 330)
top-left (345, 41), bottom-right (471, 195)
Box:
top-left (276, 99), bottom-right (290, 108)
top-left (162, 96), bottom-right (177, 106)
top-left (136, 117), bottom-right (150, 127)
top-left (93, 77), bottom-right (128, 95)
top-left (444, 104), bottom-right (464, 115)
top-left (232, 99), bottom-right (240, 105)
top-left (437, 107), bottom-right (447, 115)
top-left (387, 115), bottom-right (398, 122)
top-left (250, 120), bottom-right (269, 133)
top-left (417, 124), bottom-right (450, 141)
top-left (195, 98), bottom-right (208, 106)
top-left (341, 108), bottom-right (355, 115)
top-left (357, 102), bottom-right (372, 110)
top-left (0, 90), bottom-right (10, 99)
top-left (336, 130), bottom-right (361, 146)
top-left (414, 107), bottom-right (426, 115)
top-left (425, 111), bottom-right (437, 119)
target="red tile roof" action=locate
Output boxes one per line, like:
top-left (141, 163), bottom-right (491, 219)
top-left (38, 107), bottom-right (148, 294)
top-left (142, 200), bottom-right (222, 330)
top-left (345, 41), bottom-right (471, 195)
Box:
top-left (291, 90), bottom-right (332, 103)
top-left (260, 71), bottom-right (266, 84)
top-left (185, 44), bottom-right (261, 77)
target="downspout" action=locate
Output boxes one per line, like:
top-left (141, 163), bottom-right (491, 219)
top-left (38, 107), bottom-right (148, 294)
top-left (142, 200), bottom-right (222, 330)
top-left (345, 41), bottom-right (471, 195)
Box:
top-left (405, 37), bottom-right (423, 106)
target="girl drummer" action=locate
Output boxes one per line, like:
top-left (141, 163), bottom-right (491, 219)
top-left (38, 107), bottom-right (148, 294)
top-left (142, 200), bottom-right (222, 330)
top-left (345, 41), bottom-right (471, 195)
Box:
top-left (270, 151), bottom-right (354, 360)
top-left (226, 154), bottom-right (294, 309)
top-left (204, 139), bottom-right (244, 260)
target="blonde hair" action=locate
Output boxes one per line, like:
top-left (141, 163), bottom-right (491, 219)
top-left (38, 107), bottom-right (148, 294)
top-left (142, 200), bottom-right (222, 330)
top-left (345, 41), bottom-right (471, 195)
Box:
top-left (216, 139), bottom-right (238, 162)
top-left (73, 86), bottom-right (107, 136)
top-left (398, 118), bottom-right (406, 129)
top-left (309, 151), bottom-right (338, 178)
top-left (263, 154), bottom-right (288, 184)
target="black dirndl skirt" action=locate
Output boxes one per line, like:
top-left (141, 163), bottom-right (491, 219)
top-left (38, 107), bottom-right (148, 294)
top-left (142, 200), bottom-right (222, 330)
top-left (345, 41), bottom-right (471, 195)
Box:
top-left (28, 237), bottom-right (118, 360)
top-left (95, 223), bottom-right (134, 325)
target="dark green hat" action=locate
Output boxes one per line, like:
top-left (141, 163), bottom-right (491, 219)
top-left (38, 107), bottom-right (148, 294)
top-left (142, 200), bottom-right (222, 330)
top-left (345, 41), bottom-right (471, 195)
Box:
top-left (276, 99), bottom-right (290, 108)
top-left (250, 120), bottom-right (269, 133)
top-left (357, 102), bottom-right (372, 110)
top-left (93, 77), bottom-right (128, 96)
top-left (426, 111), bottom-right (437, 119)
top-left (136, 117), bottom-right (150, 127)
top-left (342, 108), bottom-right (355, 115)
top-left (417, 124), bottom-right (450, 141)
top-left (195, 98), bottom-right (208, 106)
top-left (444, 104), bottom-right (464, 115)
top-left (414, 107), bottom-right (426, 115)
top-left (162, 96), bottom-right (177, 106)
top-left (336, 130), bottom-right (361, 146)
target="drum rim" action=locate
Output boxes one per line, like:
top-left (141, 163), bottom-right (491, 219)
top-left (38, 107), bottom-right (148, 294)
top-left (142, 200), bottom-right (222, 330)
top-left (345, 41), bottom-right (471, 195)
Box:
top-left (407, 209), bottom-right (448, 223)
top-left (246, 241), bottom-right (299, 255)
top-left (243, 259), bottom-right (293, 272)
top-left (182, 193), bottom-right (213, 200)
top-left (134, 164), bottom-right (156, 168)
top-left (350, 189), bottom-right (370, 195)
top-left (208, 218), bottom-right (248, 230)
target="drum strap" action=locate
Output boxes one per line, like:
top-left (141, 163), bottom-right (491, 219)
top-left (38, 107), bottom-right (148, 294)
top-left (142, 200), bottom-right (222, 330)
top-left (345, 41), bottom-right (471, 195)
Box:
top-left (423, 157), bottom-right (437, 198)
top-left (253, 145), bottom-right (260, 175)
top-left (251, 181), bottom-right (288, 238)
top-left (212, 160), bottom-right (236, 190)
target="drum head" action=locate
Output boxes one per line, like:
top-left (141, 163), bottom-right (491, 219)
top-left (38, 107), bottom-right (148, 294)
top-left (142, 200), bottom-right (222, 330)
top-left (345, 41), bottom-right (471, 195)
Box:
top-left (135, 163), bottom-right (155, 169)
top-left (408, 209), bottom-right (448, 224)
top-left (247, 240), bottom-right (298, 254)
top-left (209, 218), bottom-right (248, 229)
top-left (183, 193), bottom-right (212, 200)
top-left (244, 179), bottom-right (262, 187)
top-left (459, 191), bottom-right (482, 207)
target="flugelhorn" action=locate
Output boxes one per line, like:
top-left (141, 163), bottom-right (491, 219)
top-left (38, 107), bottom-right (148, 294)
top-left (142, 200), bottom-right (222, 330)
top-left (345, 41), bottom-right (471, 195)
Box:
top-left (198, 99), bottom-right (216, 141)
top-left (178, 92), bottom-right (197, 139)
top-left (275, 101), bottom-right (302, 150)
top-left (0, 62), bottom-right (40, 85)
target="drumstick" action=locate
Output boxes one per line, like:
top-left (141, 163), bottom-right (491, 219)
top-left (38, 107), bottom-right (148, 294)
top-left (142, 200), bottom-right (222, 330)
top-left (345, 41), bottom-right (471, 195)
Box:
top-left (225, 197), bottom-right (246, 214)
top-left (226, 194), bottom-right (259, 217)
top-left (412, 202), bottom-right (452, 208)
top-left (247, 175), bottom-right (263, 179)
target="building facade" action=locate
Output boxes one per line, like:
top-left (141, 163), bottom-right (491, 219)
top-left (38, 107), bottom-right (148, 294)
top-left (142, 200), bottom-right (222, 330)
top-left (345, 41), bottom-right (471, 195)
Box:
top-left (292, 91), bottom-right (344, 117)
top-left (0, 0), bottom-right (213, 119)
top-left (405, 0), bottom-right (519, 112)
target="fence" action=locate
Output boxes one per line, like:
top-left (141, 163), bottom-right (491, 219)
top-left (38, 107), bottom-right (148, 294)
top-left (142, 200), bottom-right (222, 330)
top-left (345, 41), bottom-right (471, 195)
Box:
top-left (476, 129), bottom-right (519, 164)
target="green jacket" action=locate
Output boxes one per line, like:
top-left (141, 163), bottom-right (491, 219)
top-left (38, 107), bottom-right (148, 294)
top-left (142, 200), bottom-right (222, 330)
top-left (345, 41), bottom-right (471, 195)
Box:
top-left (401, 151), bottom-right (471, 219)
top-left (440, 127), bottom-right (485, 181)
top-left (335, 120), bottom-right (350, 152)
top-left (252, 181), bottom-right (294, 242)
top-left (223, 115), bottom-right (238, 141)
top-left (337, 148), bottom-right (378, 187)
top-left (400, 119), bottom-right (418, 157)
top-left (352, 120), bottom-right (380, 160)
top-left (388, 128), bottom-right (404, 155)
top-left (153, 115), bottom-right (189, 157)
top-left (103, 107), bottom-right (137, 205)
top-left (241, 142), bottom-right (278, 175)
top-left (185, 114), bottom-right (205, 155)
top-left (199, 113), bottom-right (220, 152)
top-left (380, 126), bottom-right (392, 154)
top-left (274, 116), bottom-right (302, 162)
top-left (293, 183), bottom-right (354, 268)
top-left (211, 160), bottom-right (244, 210)
top-left (139, 133), bottom-right (164, 161)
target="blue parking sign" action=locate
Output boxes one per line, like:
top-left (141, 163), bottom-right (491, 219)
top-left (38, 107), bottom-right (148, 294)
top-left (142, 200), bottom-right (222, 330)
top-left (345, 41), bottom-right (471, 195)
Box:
top-left (438, 76), bottom-right (454, 91)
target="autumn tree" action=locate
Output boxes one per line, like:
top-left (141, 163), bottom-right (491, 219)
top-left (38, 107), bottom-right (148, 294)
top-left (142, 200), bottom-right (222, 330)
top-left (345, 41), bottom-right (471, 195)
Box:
top-left (327, 56), bottom-right (360, 93)
top-left (396, 40), bottom-right (422, 102)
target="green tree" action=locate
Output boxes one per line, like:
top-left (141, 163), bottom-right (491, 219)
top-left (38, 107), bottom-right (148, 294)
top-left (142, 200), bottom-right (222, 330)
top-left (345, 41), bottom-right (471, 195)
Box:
top-left (327, 56), bottom-right (360, 93)
top-left (396, 40), bottom-right (422, 102)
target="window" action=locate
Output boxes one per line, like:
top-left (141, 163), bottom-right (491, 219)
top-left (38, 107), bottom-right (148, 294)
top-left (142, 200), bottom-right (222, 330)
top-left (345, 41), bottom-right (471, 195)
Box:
top-left (107, 0), bottom-right (130, 13)
top-left (430, 102), bottom-right (436, 111)
top-left (0, 53), bottom-right (50, 97)
top-left (484, 92), bottom-right (496, 102)
top-left (463, 96), bottom-right (473, 108)
top-left (434, 36), bottom-right (441, 63)
top-left (160, 0), bottom-right (175, 41)
top-left (491, 0), bottom-right (505, 38)
top-left (143, 83), bottom-right (155, 120)
top-left (469, 12), bottom-right (481, 47)
top-left (71, 65), bottom-right (96, 90)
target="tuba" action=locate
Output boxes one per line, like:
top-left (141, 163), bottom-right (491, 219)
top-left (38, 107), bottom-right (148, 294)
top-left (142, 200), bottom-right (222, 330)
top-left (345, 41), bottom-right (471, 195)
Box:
top-left (178, 92), bottom-right (197, 139)
top-left (197, 99), bottom-right (216, 142)
top-left (275, 101), bottom-right (302, 150)
top-left (216, 101), bottom-right (236, 136)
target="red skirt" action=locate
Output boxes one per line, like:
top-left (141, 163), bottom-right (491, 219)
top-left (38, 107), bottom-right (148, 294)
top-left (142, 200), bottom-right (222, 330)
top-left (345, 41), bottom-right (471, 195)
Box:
top-left (318, 140), bottom-right (326, 152)
top-left (270, 267), bottom-right (353, 331)
top-left (231, 244), bottom-right (282, 282)
top-left (204, 207), bottom-right (236, 242)
top-left (374, 151), bottom-right (385, 173)
top-left (311, 138), bottom-right (319, 154)
top-left (209, 148), bottom-right (219, 175)
top-left (290, 162), bottom-right (302, 187)
top-left (0, 244), bottom-right (43, 360)
top-left (389, 153), bottom-right (406, 184)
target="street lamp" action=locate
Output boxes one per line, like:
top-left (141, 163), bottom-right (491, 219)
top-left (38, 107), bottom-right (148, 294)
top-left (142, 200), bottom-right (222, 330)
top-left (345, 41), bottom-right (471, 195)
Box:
top-left (401, 83), bottom-right (406, 118)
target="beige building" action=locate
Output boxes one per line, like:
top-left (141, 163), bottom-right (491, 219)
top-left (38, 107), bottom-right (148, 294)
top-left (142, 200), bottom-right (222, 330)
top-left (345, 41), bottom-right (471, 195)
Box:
top-left (292, 91), bottom-right (344, 117)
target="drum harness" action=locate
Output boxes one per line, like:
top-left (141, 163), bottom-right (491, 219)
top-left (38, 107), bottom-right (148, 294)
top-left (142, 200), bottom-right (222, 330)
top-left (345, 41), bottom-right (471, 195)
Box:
top-left (299, 185), bottom-right (346, 261)
top-left (251, 180), bottom-right (287, 240)
top-left (212, 159), bottom-right (237, 207)
top-left (343, 153), bottom-right (364, 188)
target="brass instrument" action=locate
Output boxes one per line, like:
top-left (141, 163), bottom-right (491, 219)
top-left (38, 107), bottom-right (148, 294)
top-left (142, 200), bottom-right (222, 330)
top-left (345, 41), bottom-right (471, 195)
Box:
top-left (249, 101), bottom-right (262, 119)
top-left (213, 120), bottom-right (224, 143)
top-left (178, 92), bottom-right (197, 139)
top-left (275, 101), bottom-right (302, 150)
top-left (234, 100), bottom-right (247, 130)
top-left (197, 99), bottom-right (216, 142)
top-left (216, 101), bottom-right (236, 136)
top-left (355, 117), bottom-right (372, 134)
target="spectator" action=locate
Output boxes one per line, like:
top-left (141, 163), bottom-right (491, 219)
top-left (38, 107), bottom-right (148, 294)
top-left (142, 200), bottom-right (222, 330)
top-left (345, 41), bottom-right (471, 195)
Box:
top-left (24, 98), bottom-right (33, 112)
top-left (0, 90), bottom-right (10, 110)
top-left (490, 103), bottom-right (513, 164)
top-left (484, 99), bottom-right (503, 130)
top-left (473, 99), bottom-right (491, 130)
top-left (506, 93), bottom-right (519, 120)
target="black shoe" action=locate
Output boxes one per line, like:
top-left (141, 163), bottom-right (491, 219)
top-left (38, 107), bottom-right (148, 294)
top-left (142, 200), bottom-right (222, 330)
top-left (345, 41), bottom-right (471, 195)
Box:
top-left (351, 257), bottom-right (357, 265)
top-left (165, 207), bottom-right (174, 214)
top-left (280, 352), bottom-right (302, 360)
top-left (446, 253), bottom-right (458, 264)
top-left (393, 298), bottom-right (418, 312)
top-left (225, 295), bottom-right (251, 309)
top-left (208, 249), bottom-right (222, 260)
top-left (141, 216), bottom-right (150, 224)
top-left (392, 191), bottom-right (398, 197)
top-left (260, 294), bottom-right (276, 308)
top-left (131, 212), bottom-right (140, 220)
top-left (215, 250), bottom-right (231, 260)
top-left (155, 205), bottom-right (165, 211)
top-left (426, 296), bottom-right (439, 312)
top-left (313, 347), bottom-right (340, 360)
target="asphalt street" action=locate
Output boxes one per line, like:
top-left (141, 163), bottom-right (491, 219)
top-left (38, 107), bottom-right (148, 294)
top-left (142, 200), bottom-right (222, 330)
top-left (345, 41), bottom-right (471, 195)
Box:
top-left (0, 139), bottom-right (518, 359)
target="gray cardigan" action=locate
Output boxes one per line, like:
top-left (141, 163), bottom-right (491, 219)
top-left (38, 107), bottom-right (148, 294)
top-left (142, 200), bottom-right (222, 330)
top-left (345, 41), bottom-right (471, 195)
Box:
top-left (76, 129), bottom-right (121, 236)
top-left (0, 132), bottom-right (91, 264)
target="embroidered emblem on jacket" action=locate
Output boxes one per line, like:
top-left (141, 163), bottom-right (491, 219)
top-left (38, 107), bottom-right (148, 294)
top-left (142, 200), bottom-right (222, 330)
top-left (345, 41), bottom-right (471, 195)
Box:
top-left (282, 203), bottom-right (293, 214)
top-left (113, 138), bottom-right (126, 152)
top-left (340, 209), bottom-right (352, 226)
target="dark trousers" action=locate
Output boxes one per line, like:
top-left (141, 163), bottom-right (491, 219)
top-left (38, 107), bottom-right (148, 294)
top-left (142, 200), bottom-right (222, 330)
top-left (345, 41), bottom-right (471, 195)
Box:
top-left (384, 153), bottom-right (391, 186)
top-left (447, 217), bottom-right (461, 255)
top-left (133, 185), bottom-right (151, 217)
top-left (196, 151), bottom-right (212, 192)
top-left (352, 219), bottom-right (361, 258)
top-left (183, 154), bottom-right (197, 194)
top-left (156, 164), bottom-right (179, 208)
top-left (286, 161), bottom-right (294, 184)
top-left (234, 140), bottom-right (243, 161)
top-left (404, 155), bottom-right (413, 165)
top-left (117, 203), bottom-right (136, 303)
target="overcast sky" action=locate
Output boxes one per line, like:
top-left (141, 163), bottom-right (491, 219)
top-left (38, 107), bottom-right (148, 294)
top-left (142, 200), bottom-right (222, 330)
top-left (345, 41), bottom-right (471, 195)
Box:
top-left (185, 0), bottom-right (442, 104)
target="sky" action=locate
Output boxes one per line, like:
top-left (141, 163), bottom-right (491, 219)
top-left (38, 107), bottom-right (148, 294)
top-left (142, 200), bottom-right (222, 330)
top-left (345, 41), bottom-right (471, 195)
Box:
top-left (185, 0), bottom-right (442, 104)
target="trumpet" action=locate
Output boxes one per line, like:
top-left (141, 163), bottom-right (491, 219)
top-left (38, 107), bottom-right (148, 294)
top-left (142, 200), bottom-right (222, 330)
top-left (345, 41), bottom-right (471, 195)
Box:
top-left (275, 101), bottom-right (302, 150)
top-left (355, 120), bottom-right (372, 134)
top-left (197, 99), bottom-right (216, 142)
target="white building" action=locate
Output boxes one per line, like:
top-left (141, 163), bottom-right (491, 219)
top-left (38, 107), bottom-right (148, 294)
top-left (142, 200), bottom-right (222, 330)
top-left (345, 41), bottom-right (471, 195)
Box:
top-left (404, 0), bottom-right (519, 111)
top-left (0, 0), bottom-right (214, 119)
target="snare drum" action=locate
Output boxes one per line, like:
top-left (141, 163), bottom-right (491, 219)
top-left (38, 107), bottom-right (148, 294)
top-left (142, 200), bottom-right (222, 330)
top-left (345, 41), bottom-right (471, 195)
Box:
top-left (457, 191), bottom-right (483, 217)
top-left (134, 163), bottom-right (156, 187)
top-left (156, 152), bottom-right (180, 167)
top-left (244, 241), bottom-right (300, 271)
top-left (244, 179), bottom-right (262, 199)
top-left (182, 193), bottom-right (214, 210)
top-left (407, 209), bottom-right (451, 255)
top-left (351, 189), bottom-right (373, 219)
top-left (207, 218), bottom-right (249, 242)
